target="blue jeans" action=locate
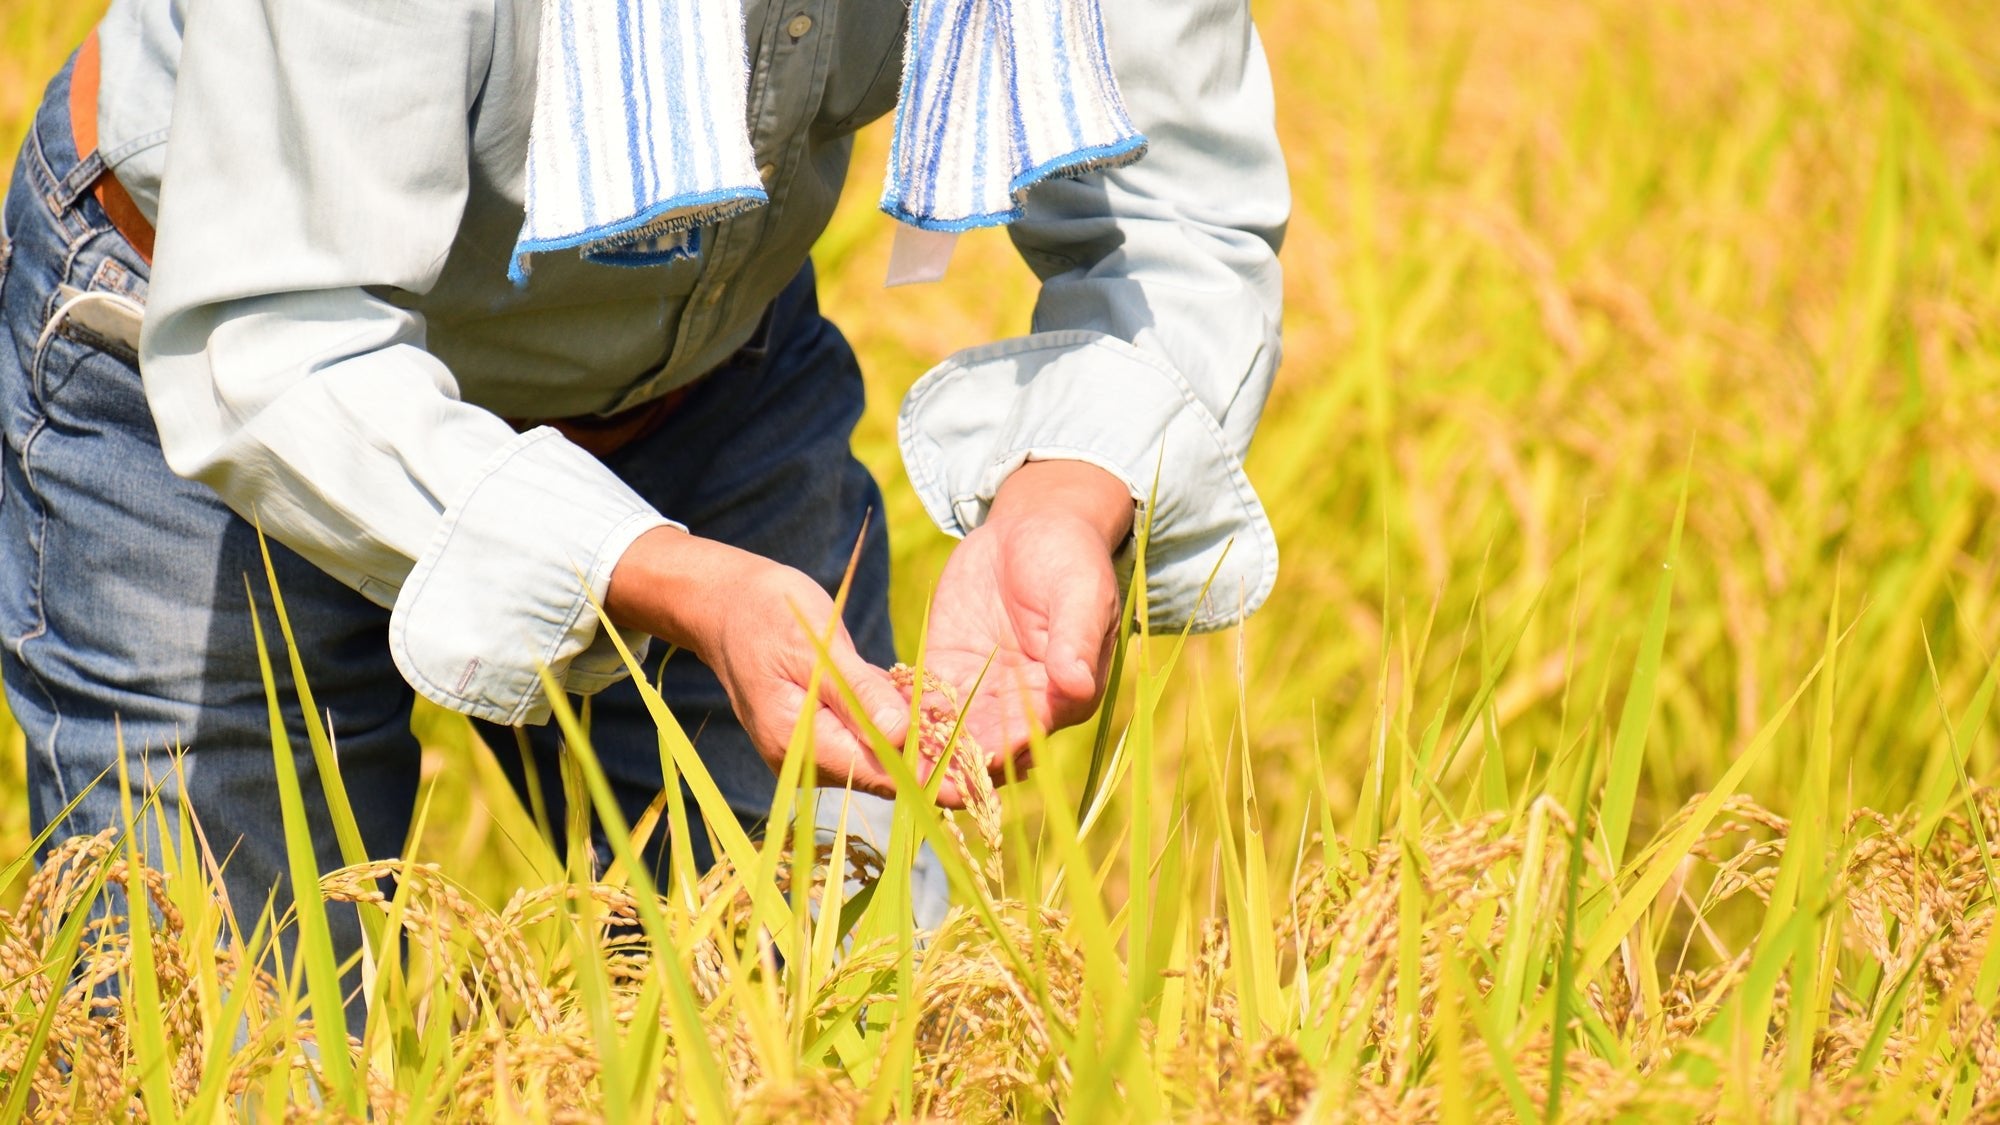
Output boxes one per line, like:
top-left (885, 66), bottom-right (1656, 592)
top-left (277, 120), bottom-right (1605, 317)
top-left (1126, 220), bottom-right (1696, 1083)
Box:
top-left (1, 57), bottom-right (941, 971)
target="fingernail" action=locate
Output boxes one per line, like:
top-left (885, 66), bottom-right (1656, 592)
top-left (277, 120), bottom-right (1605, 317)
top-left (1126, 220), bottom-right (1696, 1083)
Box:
top-left (874, 706), bottom-right (904, 733)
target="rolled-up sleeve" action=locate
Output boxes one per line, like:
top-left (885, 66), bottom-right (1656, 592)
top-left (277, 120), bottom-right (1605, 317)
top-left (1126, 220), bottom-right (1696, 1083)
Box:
top-left (897, 0), bottom-right (1288, 632)
top-left (140, 0), bottom-right (669, 724)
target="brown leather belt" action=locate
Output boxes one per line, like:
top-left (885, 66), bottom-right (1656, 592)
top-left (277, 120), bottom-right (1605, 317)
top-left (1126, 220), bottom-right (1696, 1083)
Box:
top-left (69, 29), bottom-right (156, 263)
top-left (508, 387), bottom-right (693, 458)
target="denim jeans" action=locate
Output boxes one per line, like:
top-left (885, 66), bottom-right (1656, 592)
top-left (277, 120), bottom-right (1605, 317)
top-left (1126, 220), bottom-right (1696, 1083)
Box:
top-left (1, 56), bottom-right (944, 977)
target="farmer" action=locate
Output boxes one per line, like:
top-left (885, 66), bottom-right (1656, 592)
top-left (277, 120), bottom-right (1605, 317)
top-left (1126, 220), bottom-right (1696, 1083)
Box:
top-left (0, 0), bottom-right (1284, 948)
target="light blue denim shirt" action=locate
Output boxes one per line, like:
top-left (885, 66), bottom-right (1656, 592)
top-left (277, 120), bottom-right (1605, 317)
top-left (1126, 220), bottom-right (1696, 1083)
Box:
top-left (99, 0), bottom-right (1288, 725)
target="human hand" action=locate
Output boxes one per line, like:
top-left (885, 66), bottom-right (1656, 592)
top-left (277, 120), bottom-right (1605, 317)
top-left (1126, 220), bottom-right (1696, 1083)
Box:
top-left (920, 460), bottom-right (1135, 779)
top-left (605, 529), bottom-right (912, 798)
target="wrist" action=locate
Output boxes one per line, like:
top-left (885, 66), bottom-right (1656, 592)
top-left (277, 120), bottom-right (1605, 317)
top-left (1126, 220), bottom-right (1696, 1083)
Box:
top-left (988, 458), bottom-right (1137, 553)
top-left (604, 526), bottom-right (759, 658)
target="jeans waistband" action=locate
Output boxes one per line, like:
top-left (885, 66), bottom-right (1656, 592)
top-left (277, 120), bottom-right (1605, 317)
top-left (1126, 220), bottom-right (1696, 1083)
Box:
top-left (21, 51), bottom-right (86, 224)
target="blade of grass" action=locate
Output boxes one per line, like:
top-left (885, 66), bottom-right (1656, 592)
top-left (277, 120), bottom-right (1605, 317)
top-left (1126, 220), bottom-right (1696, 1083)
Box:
top-left (1545, 722), bottom-right (1600, 1123)
top-left (254, 526), bottom-right (368, 870)
top-left (1776, 583), bottom-right (1844, 1112)
top-left (1573, 645), bottom-right (1829, 981)
top-left (1075, 448), bottom-right (1162, 821)
top-left (536, 669), bottom-right (733, 1124)
top-left (1600, 452), bottom-right (1692, 868)
top-left (113, 725), bottom-right (177, 1122)
top-left (246, 581), bottom-right (362, 1114)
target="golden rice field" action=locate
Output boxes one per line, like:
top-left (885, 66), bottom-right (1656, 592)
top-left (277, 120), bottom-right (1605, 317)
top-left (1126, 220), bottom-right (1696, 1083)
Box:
top-left (5, 0), bottom-right (2000, 1119)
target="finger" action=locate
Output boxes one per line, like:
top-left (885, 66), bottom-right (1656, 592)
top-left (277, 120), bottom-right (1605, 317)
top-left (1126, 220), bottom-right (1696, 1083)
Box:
top-left (908, 745), bottom-right (969, 810)
top-left (826, 710), bottom-right (974, 810)
top-left (807, 708), bottom-right (899, 801)
top-left (987, 743), bottom-right (1034, 788)
top-left (1094, 610), bottom-right (1120, 678)
top-left (931, 772), bottom-right (968, 810)
top-left (819, 645), bottom-right (913, 746)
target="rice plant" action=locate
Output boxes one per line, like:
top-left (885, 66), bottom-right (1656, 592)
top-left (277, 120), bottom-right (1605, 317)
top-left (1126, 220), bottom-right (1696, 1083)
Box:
top-left (5, 0), bottom-right (2000, 1119)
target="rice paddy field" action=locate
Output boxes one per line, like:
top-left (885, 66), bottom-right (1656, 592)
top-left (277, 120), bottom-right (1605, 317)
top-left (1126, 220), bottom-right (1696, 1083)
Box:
top-left (5, 0), bottom-right (2000, 1119)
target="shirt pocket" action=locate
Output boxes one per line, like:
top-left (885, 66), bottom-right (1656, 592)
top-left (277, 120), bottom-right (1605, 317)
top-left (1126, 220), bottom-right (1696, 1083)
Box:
top-left (819, 1), bottom-right (907, 135)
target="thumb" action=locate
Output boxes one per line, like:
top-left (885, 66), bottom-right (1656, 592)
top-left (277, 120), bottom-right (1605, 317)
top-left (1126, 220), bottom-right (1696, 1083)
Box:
top-left (1041, 567), bottom-right (1119, 704)
top-left (806, 708), bottom-right (898, 800)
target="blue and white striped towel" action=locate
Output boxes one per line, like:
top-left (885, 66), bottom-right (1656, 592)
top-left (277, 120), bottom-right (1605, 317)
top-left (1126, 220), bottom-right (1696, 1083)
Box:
top-left (510, 0), bottom-right (1145, 284)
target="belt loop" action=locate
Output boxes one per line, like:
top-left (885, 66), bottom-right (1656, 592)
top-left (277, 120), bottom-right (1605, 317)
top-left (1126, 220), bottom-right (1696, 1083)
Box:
top-left (53, 149), bottom-right (107, 216)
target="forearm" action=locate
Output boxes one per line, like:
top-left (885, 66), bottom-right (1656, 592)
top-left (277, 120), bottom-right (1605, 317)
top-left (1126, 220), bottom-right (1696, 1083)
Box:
top-left (604, 527), bottom-right (774, 660)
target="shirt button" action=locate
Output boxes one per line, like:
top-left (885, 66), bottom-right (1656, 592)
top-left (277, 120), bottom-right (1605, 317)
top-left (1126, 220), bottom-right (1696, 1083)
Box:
top-left (786, 14), bottom-right (813, 39)
top-left (705, 284), bottom-right (726, 307)
top-left (758, 162), bottom-right (778, 187)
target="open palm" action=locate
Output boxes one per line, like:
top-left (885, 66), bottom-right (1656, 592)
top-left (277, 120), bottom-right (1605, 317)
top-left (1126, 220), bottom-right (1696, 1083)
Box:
top-left (921, 509), bottom-right (1122, 778)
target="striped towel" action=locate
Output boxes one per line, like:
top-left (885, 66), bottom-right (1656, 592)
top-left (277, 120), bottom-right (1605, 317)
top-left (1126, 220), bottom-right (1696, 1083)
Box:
top-left (510, 0), bottom-right (1145, 285)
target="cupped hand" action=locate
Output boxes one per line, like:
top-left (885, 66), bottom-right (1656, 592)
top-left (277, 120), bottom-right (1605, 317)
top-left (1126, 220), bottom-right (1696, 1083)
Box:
top-left (920, 460), bottom-right (1134, 779)
top-left (710, 562), bottom-right (926, 794)
top-left (605, 529), bottom-right (913, 799)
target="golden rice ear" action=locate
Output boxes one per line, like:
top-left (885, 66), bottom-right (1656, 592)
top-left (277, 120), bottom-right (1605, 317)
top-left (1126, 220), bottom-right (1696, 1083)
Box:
top-left (11, 0), bottom-right (2000, 1110)
top-left (889, 661), bottom-right (1005, 891)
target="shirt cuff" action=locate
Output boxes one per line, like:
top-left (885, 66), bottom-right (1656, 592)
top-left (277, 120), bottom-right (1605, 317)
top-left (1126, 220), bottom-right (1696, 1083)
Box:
top-left (897, 330), bottom-right (1278, 632)
top-left (389, 427), bottom-right (678, 725)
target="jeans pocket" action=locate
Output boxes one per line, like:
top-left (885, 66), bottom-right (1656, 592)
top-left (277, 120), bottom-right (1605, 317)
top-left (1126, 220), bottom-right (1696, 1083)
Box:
top-left (33, 260), bottom-right (147, 420)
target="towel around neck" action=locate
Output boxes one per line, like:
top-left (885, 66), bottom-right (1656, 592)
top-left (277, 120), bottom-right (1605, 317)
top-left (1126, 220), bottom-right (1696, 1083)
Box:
top-left (509, 0), bottom-right (1146, 285)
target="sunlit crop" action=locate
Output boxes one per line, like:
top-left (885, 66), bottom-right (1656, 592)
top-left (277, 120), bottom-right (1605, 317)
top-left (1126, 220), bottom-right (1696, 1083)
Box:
top-left (4, 0), bottom-right (1999, 1119)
